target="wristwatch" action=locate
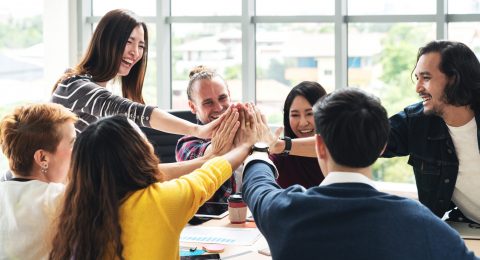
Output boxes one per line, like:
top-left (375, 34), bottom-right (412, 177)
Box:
top-left (251, 142), bottom-right (269, 154)
top-left (281, 136), bottom-right (291, 155)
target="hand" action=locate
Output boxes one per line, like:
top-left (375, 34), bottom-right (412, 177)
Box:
top-left (233, 106), bottom-right (256, 148)
top-left (249, 103), bottom-right (282, 146)
top-left (195, 105), bottom-right (234, 139)
top-left (204, 106), bottom-right (239, 158)
top-left (268, 130), bottom-right (288, 154)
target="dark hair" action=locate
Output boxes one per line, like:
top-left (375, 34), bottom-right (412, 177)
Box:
top-left (415, 40), bottom-right (480, 110)
top-left (187, 65), bottom-right (228, 101)
top-left (50, 115), bottom-right (161, 260)
top-left (54, 9), bottom-right (149, 104)
top-left (283, 81), bottom-right (327, 138)
top-left (314, 88), bottom-right (390, 168)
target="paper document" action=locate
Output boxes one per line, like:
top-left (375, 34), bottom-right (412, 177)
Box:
top-left (180, 226), bottom-right (261, 245)
top-left (447, 221), bottom-right (480, 240)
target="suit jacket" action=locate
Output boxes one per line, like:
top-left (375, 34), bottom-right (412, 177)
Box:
top-left (242, 161), bottom-right (478, 260)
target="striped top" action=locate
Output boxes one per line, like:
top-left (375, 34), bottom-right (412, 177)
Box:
top-left (51, 75), bottom-right (155, 133)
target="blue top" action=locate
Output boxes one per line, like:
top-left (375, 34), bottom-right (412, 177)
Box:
top-left (242, 161), bottom-right (478, 260)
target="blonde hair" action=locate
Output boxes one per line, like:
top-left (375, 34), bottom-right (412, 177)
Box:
top-left (0, 103), bottom-right (77, 176)
top-left (187, 65), bottom-right (228, 101)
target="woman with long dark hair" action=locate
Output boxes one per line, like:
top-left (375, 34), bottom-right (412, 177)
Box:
top-left (270, 81), bottom-right (327, 188)
top-left (52, 9), bottom-right (221, 138)
top-left (49, 112), bottom-right (260, 259)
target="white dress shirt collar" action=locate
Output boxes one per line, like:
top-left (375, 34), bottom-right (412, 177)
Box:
top-left (319, 172), bottom-right (376, 189)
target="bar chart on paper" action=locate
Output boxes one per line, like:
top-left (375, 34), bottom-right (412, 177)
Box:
top-left (180, 226), bottom-right (261, 246)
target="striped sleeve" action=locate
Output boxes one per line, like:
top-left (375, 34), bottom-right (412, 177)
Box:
top-left (52, 75), bottom-right (155, 132)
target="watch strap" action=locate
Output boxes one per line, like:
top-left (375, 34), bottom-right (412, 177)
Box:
top-left (281, 136), bottom-right (292, 155)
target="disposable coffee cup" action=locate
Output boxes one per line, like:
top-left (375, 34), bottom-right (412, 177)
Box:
top-left (228, 193), bottom-right (247, 224)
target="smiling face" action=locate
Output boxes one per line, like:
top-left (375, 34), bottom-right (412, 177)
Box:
top-left (289, 95), bottom-right (315, 138)
top-left (414, 52), bottom-right (451, 116)
top-left (188, 77), bottom-right (231, 124)
top-left (118, 25), bottom-right (145, 77)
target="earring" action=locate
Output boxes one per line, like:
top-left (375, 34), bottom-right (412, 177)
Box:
top-left (41, 164), bottom-right (48, 175)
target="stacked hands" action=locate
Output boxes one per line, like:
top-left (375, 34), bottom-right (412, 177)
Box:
top-left (205, 103), bottom-right (283, 158)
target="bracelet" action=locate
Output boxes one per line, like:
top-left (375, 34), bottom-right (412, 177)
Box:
top-left (281, 136), bottom-right (291, 155)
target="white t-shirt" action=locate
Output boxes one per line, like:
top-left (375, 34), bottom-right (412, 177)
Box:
top-left (0, 179), bottom-right (65, 260)
top-left (447, 117), bottom-right (480, 223)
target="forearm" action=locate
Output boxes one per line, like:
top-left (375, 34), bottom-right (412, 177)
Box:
top-left (150, 108), bottom-right (198, 136)
top-left (241, 162), bottom-right (282, 232)
top-left (221, 144), bottom-right (251, 170)
top-left (271, 136), bottom-right (316, 157)
top-left (159, 154), bottom-right (214, 180)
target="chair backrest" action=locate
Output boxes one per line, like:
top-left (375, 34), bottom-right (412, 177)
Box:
top-left (140, 110), bottom-right (197, 163)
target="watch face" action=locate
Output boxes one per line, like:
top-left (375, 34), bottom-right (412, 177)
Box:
top-left (253, 142), bottom-right (269, 152)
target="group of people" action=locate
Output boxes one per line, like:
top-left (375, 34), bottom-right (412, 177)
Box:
top-left (0, 8), bottom-right (479, 260)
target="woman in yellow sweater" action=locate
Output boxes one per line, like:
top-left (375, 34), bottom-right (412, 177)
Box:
top-left (49, 105), bottom-right (262, 259)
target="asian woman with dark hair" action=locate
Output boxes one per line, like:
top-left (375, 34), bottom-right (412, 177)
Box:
top-left (52, 9), bottom-right (223, 138)
top-left (270, 81), bottom-right (327, 188)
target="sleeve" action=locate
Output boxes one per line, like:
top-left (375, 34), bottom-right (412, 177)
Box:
top-left (156, 157), bottom-right (232, 229)
top-left (52, 78), bottom-right (155, 128)
top-left (382, 109), bottom-right (410, 158)
top-left (241, 161), bottom-right (290, 236)
top-left (175, 136), bottom-right (211, 161)
top-left (421, 208), bottom-right (479, 260)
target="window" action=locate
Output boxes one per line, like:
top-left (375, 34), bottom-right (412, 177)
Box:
top-left (171, 23), bottom-right (242, 109)
top-left (5, 0), bottom-right (480, 184)
top-left (448, 22), bottom-right (480, 58)
top-left (256, 0), bottom-right (334, 15)
top-left (0, 0), bottom-right (46, 171)
top-left (448, 0), bottom-right (480, 14)
top-left (348, 0), bottom-right (436, 15)
top-left (172, 0), bottom-right (241, 16)
top-left (256, 23), bottom-right (334, 125)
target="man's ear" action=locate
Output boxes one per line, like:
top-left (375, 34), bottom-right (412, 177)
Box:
top-left (315, 135), bottom-right (327, 159)
top-left (188, 100), bottom-right (197, 115)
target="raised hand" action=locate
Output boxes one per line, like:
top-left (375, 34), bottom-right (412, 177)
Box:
top-left (248, 103), bottom-right (282, 146)
top-left (204, 105), bottom-right (239, 157)
top-left (233, 106), bottom-right (256, 148)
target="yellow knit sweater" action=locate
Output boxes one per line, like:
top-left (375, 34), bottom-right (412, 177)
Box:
top-left (116, 157), bottom-right (232, 260)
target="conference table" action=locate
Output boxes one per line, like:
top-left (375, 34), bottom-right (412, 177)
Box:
top-left (180, 184), bottom-right (479, 259)
top-left (180, 216), bottom-right (480, 259)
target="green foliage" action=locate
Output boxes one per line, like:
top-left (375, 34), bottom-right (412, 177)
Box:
top-left (0, 16), bottom-right (42, 49)
top-left (372, 23), bottom-right (433, 184)
top-left (372, 157), bottom-right (415, 183)
top-left (224, 64), bottom-right (241, 80)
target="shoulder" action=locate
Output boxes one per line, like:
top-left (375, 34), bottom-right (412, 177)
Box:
top-left (59, 74), bottom-right (93, 85)
top-left (176, 135), bottom-right (211, 160)
top-left (177, 135), bottom-right (210, 145)
top-left (391, 102), bottom-right (425, 119)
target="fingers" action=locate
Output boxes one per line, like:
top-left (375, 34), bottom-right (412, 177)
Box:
top-left (217, 108), bottom-right (239, 137)
top-left (274, 126), bottom-right (283, 140)
top-left (227, 121), bottom-right (240, 143)
top-left (239, 109), bottom-right (247, 129)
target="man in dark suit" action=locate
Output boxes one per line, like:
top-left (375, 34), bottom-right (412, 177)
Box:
top-left (241, 87), bottom-right (478, 260)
